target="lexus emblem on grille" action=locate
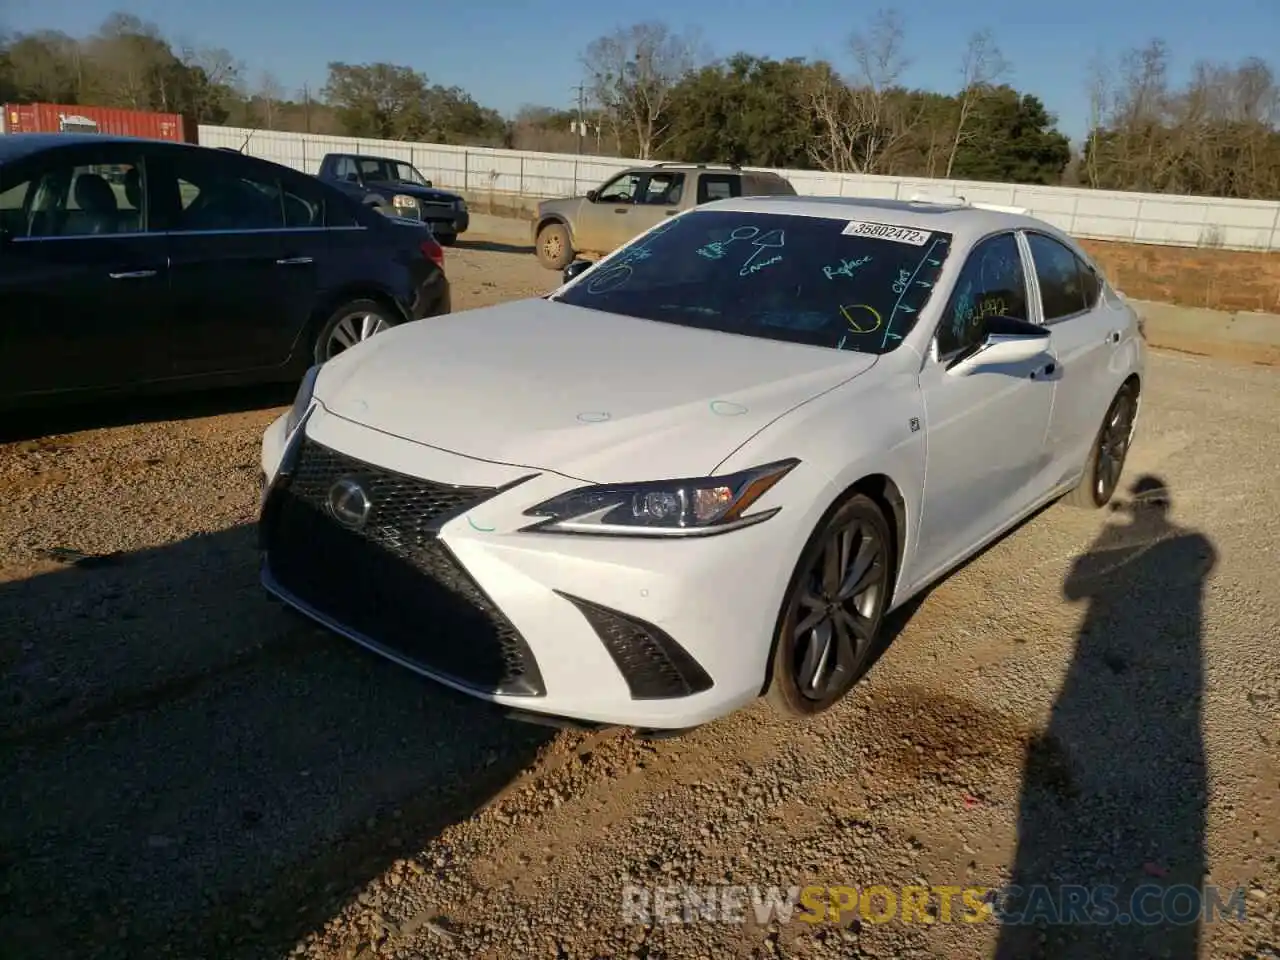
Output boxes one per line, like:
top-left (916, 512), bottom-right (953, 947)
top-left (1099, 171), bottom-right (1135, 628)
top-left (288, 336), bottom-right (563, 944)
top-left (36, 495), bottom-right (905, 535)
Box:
top-left (327, 477), bottom-right (372, 528)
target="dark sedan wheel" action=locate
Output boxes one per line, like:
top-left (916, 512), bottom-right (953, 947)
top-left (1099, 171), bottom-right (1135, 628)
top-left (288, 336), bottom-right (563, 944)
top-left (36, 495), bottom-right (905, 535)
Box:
top-left (766, 494), bottom-right (892, 717)
top-left (1065, 383), bottom-right (1138, 508)
top-left (313, 299), bottom-right (399, 363)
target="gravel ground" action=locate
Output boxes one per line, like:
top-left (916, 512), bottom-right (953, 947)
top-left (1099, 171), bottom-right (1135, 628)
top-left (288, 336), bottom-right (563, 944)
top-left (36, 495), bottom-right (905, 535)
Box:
top-left (1, 235), bottom-right (1277, 960)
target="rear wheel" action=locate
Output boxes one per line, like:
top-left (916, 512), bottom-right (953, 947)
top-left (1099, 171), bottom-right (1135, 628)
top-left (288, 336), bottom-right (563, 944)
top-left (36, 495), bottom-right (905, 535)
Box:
top-left (312, 298), bottom-right (399, 363)
top-left (535, 222), bottom-right (574, 270)
top-left (765, 494), bottom-right (893, 718)
top-left (1063, 383), bottom-right (1138, 508)
top-left (435, 231), bottom-right (457, 246)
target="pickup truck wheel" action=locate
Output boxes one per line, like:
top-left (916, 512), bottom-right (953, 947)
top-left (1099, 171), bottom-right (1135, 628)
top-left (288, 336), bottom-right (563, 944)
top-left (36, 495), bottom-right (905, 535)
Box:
top-left (536, 222), bottom-right (573, 270)
top-left (313, 298), bottom-right (399, 363)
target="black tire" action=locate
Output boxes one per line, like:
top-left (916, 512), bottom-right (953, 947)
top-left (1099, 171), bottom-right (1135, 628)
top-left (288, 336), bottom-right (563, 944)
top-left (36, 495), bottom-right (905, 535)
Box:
top-left (312, 298), bottom-right (400, 364)
top-left (434, 231), bottom-right (457, 246)
top-left (1063, 382), bottom-right (1138, 509)
top-left (765, 493), bottom-right (894, 718)
top-left (535, 222), bottom-right (574, 270)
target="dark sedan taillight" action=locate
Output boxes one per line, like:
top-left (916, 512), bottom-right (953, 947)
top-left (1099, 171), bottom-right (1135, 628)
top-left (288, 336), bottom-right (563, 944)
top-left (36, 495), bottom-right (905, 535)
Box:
top-left (421, 236), bottom-right (444, 270)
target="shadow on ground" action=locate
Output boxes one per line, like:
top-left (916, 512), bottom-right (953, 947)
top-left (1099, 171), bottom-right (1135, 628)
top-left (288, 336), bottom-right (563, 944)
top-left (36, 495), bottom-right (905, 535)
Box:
top-left (0, 524), bottom-right (551, 960)
top-left (995, 475), bottom-right (1214, 958)
top-left (0, 383), bottom-right (299, 444)
top-left (453, 237), bottom-right (534, 256)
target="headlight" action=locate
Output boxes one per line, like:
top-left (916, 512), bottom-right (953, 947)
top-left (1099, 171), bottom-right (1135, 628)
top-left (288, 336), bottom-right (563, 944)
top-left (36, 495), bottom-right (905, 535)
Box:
top-left (284, 364), bottom-right (320, 437)
top-left (392, 194), bottom-right (418, 209)
top-left (520, 459), bottom-right (798, 537)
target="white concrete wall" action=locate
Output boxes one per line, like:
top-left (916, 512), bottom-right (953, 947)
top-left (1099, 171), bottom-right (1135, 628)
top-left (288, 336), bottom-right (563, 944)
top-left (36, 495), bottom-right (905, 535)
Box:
top-left (199, 125), bottom-right (1280, 252)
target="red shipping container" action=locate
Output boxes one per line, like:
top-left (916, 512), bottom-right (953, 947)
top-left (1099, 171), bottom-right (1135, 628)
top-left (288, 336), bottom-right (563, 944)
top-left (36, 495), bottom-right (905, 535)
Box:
top-left (1, 103), bottom-right (192, 142)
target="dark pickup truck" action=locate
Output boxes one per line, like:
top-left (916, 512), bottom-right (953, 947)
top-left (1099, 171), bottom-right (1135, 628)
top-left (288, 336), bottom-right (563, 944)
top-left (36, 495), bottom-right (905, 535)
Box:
top-left (317, 152), bottom-right (469, 244)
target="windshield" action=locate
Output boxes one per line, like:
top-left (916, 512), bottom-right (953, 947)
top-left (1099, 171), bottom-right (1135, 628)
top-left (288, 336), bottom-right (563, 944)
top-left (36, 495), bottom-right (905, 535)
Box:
top-left (392, 161), bottom-right (428, 185)
top-left (555, 210), bottom-right (954, 355)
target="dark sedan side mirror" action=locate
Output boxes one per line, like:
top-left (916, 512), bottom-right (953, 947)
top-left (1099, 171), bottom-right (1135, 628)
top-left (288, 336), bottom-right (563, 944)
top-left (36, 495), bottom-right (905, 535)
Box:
top-left (585, 189), bottom-right (598, 202)
top-left (424, 179), bottom-right (433, 188)
top-left (563, 260), bottom-right (593, 283)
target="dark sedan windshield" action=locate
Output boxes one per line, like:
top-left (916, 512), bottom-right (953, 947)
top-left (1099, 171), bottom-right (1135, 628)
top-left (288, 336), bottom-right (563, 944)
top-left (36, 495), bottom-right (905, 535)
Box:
top-left (556, 209), bottom-right (954, 354)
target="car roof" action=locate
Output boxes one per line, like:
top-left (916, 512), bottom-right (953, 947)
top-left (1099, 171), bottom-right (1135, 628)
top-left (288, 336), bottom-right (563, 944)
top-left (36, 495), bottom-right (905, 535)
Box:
top-left (627, 163), bottom-right (765, 175)
top-left (0, 132), bottom-right (185, 161)
top-left (700, 194), bottom-right (1054, 242)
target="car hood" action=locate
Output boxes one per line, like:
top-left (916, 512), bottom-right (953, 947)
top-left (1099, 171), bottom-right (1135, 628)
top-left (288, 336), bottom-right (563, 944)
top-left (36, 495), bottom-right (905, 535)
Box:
top-left (537, 197), bottom-right (584, 218)
top-left (315, 299), bottom-right (878, 483)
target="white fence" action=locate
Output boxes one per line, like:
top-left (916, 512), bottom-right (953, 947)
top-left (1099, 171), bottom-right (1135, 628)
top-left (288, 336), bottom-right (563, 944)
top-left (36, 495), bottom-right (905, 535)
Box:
top-left (198, 125), bottom-right (1280, 252)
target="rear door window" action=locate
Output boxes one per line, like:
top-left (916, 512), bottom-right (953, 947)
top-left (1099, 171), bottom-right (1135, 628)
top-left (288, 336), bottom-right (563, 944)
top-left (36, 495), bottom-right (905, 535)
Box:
top-left (698, 174), bottom-right (741, 204)
top-left (1026, 233), bottom-right (1088, 322)
top-left (164, 153), bottom-right (284, 232)
top-left (638, 172), bottom-right (684, 205)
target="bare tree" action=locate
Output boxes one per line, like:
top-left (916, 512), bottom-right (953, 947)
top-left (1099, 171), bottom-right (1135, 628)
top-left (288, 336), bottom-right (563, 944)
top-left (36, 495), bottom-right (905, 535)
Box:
top-left (1083, 52), bottom-right (1112, 187)
top-left (257, 70), bottom-right (284, 128)
top-left (805, 8), bottom-right (919, 174)
top-left (178, 44), bottom-right (244, 122)
top-left (945, 29), bottom-right (1008, 177)
top-left (804, 62), bottom-right (864, 173)
top-left (582, 22), bottom-right (698, 159)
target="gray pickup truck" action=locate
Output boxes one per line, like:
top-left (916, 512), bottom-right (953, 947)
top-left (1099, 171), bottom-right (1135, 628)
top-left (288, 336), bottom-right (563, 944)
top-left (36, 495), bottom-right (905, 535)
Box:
top-left (531, 162), bottom-right (796, 269)
top-left (317, 152), bottom-right (470, 244)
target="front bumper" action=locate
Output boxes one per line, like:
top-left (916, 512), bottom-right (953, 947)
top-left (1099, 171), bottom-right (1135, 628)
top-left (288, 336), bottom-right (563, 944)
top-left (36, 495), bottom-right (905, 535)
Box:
top-left (420, 206), bottom-right (468, 235)
top-left (257, 407), bottom-right (806, 728)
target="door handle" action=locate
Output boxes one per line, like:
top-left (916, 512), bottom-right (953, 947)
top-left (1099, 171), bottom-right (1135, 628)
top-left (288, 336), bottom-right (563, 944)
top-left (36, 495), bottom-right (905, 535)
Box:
top-left (614, 208), bottom-right (629, 214)
top-left (665, 211), bottom-right (678, 216)
top-left (276, 256), bottom-right (314, 265)
top-left (1030, 361), bottom-right (1056, 380)
top-left (108, 269), bottom-right (157, 280)
top-left (1105, 330), bottom-right (1121, 344)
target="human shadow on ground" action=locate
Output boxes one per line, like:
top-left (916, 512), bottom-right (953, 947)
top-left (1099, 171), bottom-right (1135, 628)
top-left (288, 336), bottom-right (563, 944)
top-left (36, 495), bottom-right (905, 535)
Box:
top-left (0, 382), bottom-right (298, 444)
top-left (994, 475), bottom-right (1215, 959)
top-left (0, 523), bottom-right (551, 960)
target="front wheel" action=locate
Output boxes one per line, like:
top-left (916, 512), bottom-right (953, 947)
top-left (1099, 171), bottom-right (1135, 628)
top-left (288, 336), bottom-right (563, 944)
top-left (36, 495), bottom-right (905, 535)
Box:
top-left (535, 222), bottom-right (574, 270)
top-left (765, 493), bottom-right (893, 718)
top-left (1063, 383), bottom-right (1138, 509)
top-left (312, 298), bottom-right (399, 364)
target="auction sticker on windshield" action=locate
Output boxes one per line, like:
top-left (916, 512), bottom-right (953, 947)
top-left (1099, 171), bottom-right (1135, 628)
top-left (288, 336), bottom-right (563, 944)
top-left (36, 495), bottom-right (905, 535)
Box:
top-left (841, 221), bottom-right (931, 245)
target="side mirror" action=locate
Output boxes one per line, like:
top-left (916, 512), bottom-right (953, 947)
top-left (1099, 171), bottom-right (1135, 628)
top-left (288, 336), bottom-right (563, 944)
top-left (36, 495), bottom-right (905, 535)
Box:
top-left (563, 259), bottom-right (593, 283)
top-left (424, 180), bottom-right (432, 188)
top-left (585, 189), bottom-right (598, 202)
top-left (946, 316), bottom-right (1050, 376)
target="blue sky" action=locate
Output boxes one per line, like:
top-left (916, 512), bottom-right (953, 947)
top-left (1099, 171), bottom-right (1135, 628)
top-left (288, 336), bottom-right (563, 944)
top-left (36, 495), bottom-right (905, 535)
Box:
top-left (5, 0), bottom-right (1277, 143)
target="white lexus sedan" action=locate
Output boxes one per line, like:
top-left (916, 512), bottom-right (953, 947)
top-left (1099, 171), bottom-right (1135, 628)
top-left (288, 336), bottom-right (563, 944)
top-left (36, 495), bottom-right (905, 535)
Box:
top-left (258, 195), bottom-right (1144, 732)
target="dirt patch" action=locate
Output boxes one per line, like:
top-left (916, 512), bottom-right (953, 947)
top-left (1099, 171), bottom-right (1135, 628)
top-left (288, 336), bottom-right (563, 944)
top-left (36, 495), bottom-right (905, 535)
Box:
top-left (1081, 239), bottom-right (1280, 313)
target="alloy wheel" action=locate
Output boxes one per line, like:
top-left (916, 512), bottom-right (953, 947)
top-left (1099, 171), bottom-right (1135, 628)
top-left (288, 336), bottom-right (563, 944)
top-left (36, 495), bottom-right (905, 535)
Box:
top-left (325, 311), bottom-right (389, 360)
top-left (790, 518), bottom-right (888, 701)
top-left (1095, 392), bottom-right (1136, 501)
